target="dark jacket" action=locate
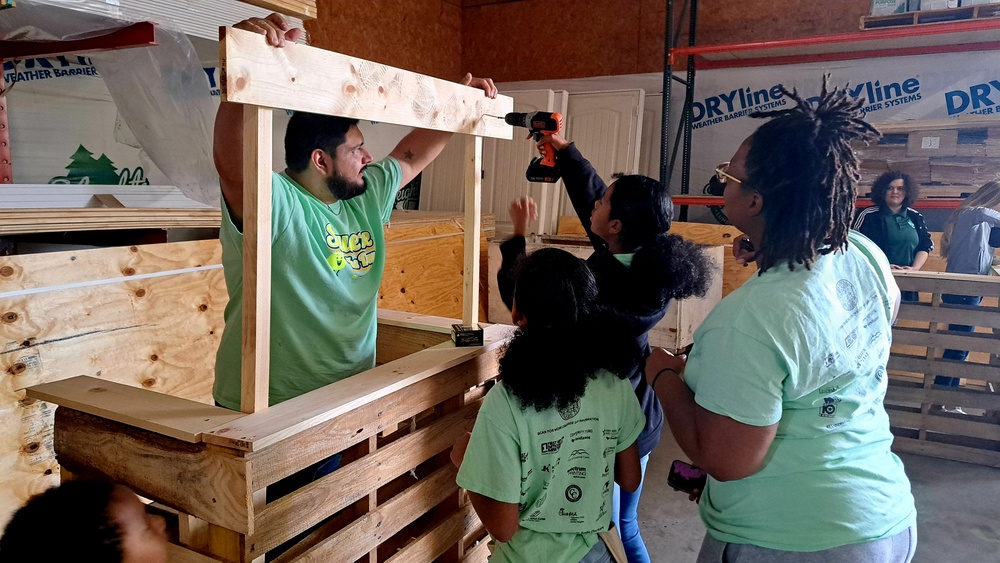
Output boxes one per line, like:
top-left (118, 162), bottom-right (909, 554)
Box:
top-left (498, 143), bottom-right (666, 458)
top-left (852, 205), bottom-right (933, 265)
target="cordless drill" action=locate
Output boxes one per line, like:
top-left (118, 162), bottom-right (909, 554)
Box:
top-left (504, 111), bottom-right (565, 183)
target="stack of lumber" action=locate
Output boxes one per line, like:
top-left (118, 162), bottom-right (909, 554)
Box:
top-left (855, 118), bottom-right (1000, 199)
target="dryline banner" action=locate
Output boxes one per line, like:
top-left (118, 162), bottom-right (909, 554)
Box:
top-left (683, 49), bottom-right (1000, 194)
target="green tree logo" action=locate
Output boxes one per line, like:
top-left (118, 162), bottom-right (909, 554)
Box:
top-left (49, 145), bottom-right (149, 185)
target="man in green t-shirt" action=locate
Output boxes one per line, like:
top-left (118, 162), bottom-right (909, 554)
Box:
top-left (212, 13), bottom-right (498, 411)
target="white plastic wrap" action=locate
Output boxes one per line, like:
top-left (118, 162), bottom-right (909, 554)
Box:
top-left (2, 0), bottom-right (219, 205)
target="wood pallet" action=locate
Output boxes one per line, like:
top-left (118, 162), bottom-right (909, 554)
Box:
top-left (886, 271), bottom-right (1000, 468)
top-left (861, 4), bottom-right (1000, 29)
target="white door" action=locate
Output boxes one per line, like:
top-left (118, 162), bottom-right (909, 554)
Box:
top-left (556, 90), bottom-right (644, 225)
top-left (639, 94), bottom-right (662, 181)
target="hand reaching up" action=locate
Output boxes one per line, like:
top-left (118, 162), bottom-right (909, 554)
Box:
top-left (509, 196), bottom-right (538, 237)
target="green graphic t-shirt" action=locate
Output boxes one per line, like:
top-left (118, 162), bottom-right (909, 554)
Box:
top-left (457, 373), bottom-right (645, 563)
top-left (213, 159), bottom-right (402, 409)
top-left (684, 231), bottom-right (915, 552)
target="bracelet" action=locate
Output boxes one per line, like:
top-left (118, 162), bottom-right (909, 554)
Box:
top-left (651, 368), bottom-right (677, 390)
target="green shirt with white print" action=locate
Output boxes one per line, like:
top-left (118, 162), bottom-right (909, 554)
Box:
top-left (214, 158), bottom-right (401, 409)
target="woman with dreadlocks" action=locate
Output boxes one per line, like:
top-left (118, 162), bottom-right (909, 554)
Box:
top-left (646, 79), bottom-right (917, 562)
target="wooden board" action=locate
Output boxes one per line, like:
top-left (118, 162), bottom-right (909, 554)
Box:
top-left (247, 405), bottom-right (477, 558)
top-left (886, 271), bottom-right (1000, 467)
top-left (54, 408), bottom-right (252, 535)
top-left (0, 208), bottom-right (221, 235)
top-left (220, 27), bottom-right (513, 139)
top-left (203, 323), bottom-right (514, 452)
top-left (25, 376), bottom-right (243, 443)
top-left (238, 0), bottom-right (317, 20)
top-left (381, 215), bottom-right (492, 320)
top-left (554, 217), bottom-right (755, 297)
top-left (0, 241), bottom-right (226, 529)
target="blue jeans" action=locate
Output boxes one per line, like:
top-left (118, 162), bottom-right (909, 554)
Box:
top-left (611, 454), bottom-right (650, 563)
top-left (934, 294), bottom-right (983, 387)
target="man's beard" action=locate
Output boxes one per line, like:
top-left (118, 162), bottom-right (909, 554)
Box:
top-left (326, 170), bottom-right (367, 201)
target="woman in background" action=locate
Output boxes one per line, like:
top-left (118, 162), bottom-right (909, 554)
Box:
top-left (933, 180), bottom-right (1000, 393)
top-left (854, 171), bottom-right (933, 301)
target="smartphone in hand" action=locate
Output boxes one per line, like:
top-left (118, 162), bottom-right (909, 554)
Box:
top-left (667, 459), bottom-right (707, 494)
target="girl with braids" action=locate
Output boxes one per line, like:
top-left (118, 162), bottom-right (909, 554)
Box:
top-left (646, 79), bottom-right (917, 562)
top-left (1, 480), bottom-right (168, 562)
top-left (853, 171), bottom-right (933, 302)
top-left (452, 248), bottom-right (645, 563)
top-left (933, 180), bottom-right (1000, 391)
top-left (496, 134), bottom-right (712, 563)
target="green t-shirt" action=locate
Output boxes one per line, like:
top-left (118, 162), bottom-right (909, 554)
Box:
top-left (881, 210), bottom-right (919, 266)
top-left (684, 231), bottom-right (915, 552)
top-left (457, 373), bottom-right (645, 563)
top-left (213, 159), bottom-right (402, 409)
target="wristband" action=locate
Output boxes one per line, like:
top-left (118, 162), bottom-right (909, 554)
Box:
top-left (651, 368), bottom-right (677, 390)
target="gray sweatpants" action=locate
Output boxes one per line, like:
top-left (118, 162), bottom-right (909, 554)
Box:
top-left (696, 525), bottom-right (917, 563)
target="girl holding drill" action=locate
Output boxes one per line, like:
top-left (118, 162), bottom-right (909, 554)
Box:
top-left (497, 135), bottom-right (713, 563)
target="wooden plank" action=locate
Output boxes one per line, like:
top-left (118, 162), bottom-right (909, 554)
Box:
top-left (0, 260), bottom-right (225, 525)
top-left (463, 136), bottom-right (483, 325)
top-left (220, 27), bottom-right (513, 139)
top-left (460, 538), bottom-right (491, 563)
top-left (165, 542), bottom-right (226, 563)
top-left (245, 344), bottom-right (497, 490)
top-left (893, 270), bottom-right (1000, 298)
top-left (203, 323), bottom-right (513, 452)
top-left (887, 383), bottom-right (1000, 411)
top-left (25, 376), bottom-right (242, 443)
top-left (295, 465), bottom-right (460, 562)
top-left (554, 218), bottom-right (756, 297)
top-left (0, 239), bottom-right (221, 293)
top-left (53, 408), bottom-right (253, 534)
top-left (889, 354), bottom-right (1000, 383)
top-left (892, 436), bottom-right (1000, 468)
top-left (94, 194), bottom-right (126, 208)
top-left (384, 501), bottom-right (481, 563)
top-left (0, 208), bottom-right (222, 235)
top-left (247, 404), bottom-right (478, 558)
top-left (381, 217), bottom-right (490, 320)
top-left (238, 0), bottom-right (316, 20)
top-left (241, 105), bottom-right (273, 414)
top-left (892, 326), bottom-right (1000, 355)
top-left (897, 301), bottom-right (1000, 330)
top-left (889, 409), bottom-right (1000, 441)
top-left (376, 323), bottom-right (454, 365)
top-left (376, 309), bottom-right (457, 364)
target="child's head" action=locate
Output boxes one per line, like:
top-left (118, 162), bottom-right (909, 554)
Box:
top-left (0, 481), bottom-right (168, 563)
top-left (502, 248), bottom-right (639, 412)
top-left (591, 174), bottom-right (672, 252)
top-left (510, 247), bottom-right (597, 329)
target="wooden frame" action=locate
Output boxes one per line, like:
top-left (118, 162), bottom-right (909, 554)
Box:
top-left (886, 271), bottom-right (1000, 467)
top-left (220, 25), bottom-right (511, 413)
top-left (23, 28), bottom-right (513, 561)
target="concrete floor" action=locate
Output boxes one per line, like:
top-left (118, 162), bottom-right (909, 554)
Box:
top-left (638, 431), bottom-right (1000, 562)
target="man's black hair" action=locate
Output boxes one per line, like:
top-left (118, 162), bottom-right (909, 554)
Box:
top-left (745, 77), bottom-right (881, 273)
top-left (869, 170), bottom-right (919, 210)
top-left (284, 111), bottom-right (360, 173)
top-left (0, 480), bottom-right (123, 562)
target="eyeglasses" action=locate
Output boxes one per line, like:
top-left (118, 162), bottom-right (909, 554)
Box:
top-left (715, 162), bottom-right (742, 185)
